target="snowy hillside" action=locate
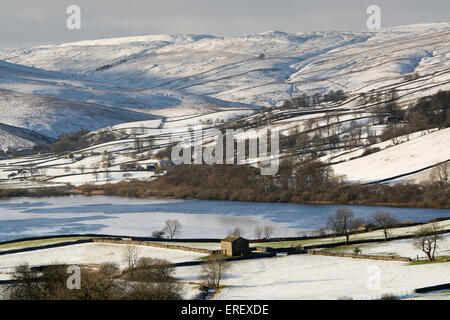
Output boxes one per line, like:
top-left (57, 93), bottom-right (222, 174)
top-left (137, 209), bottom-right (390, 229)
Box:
top-left (0, 89), bottom-right (158, 141)
top-left (331, 128), bottom-right (450, 183)
top-left (0, 23), bottom-right (448, 186)
top-left (1, 23), bottom-right (449, 108)
top-left (0, 58), bottom-right (253, 150)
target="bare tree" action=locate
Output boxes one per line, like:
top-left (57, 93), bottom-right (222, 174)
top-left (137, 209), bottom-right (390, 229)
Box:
top-left (92, 170), bottom-right (99, 182)
top-left (413, 223), bottom-right (442, 262)
top-left (147, 136), bottom-right (155, 149)
top-left (131, 128), bottom-right (144, 153)
top-left (200, 255), bottom-right (231, 290)
top-left (102, 150), bottom-right (112, 162)
top-left (228, 227), bottom-right (244, 237)
top-left (304, 118), bottom-right (316, 131)
top-left (78, 165), bottom-right (86, 174)
top-left (254, 226), bottom-right (264, 240)
top-left (324, 113), bottom-right (332, 137)
top-left (104, 169), bottom-right (111, 182)
top-left (99, 263), bottom-right (120, 278)
top-left (124, 245), bottom-right (141, 277)
top-left (371, 211), bottom-right (397, 241)
top-left (163, 219), bottom-right (182, 239)
top-left (263, 225), bottom-right (275, 240)
top-left (326, 208), bottom-right (363, 244)
top-left (430, 162), bottom-right (449, 186)
top-left (139, 124), bottom-right (146, 135)
top-left (367, 131), bottom-right (378, 145)
top-left (29, 166), bottom-right (38, 178)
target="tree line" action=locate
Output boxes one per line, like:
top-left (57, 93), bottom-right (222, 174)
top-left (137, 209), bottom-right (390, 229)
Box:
top-left (78, 159), bottom-right (449, 208)
top-left (325, 207), bottom-right (445, 262)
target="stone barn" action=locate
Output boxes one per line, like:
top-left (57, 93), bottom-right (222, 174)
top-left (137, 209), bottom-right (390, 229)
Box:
top-left (220, 236), bottom-right (250, 257)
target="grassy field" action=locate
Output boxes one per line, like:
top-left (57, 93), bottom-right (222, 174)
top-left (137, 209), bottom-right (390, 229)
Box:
top-left (408, 255), bottom-right (450, 265)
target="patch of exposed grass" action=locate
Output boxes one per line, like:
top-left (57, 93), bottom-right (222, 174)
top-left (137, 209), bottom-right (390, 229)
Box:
top-left (0, 236), bottom-right (92, 251)
top-left (323, 243), bottom-right (368, 253)
top-left (408, 255), bottom-right (450, 265)
top-left (197, 254), bottom-right (234, 261)
top-left (252, 237), bottom-right (345, 249)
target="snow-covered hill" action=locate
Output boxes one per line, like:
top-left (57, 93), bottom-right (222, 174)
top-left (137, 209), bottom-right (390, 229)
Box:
top-left (2, 23), bottom-right (449, 108)
top-left (0, 87), bottom-right (157, 148)
top-left (0, 23), bottom-right (448, 170)
top-left (0, 57), bottom-right (253, 150)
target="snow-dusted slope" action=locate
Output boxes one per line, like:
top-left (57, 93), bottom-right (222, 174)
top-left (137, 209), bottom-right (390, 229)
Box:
top-left (0, 59), bottom-right (253, 150)
top-left (0, 59), bottom-right (252, 115)
top-left (0, 122), bottom-right (53, 151)
top-left (0, 88), bottom-right (156, 143)
top-left (332, 128), bottom-right (450, 183)
top-left (0, 23), bottom-right (449, 153)
top-left (2, 23), bottom-right (449, 108)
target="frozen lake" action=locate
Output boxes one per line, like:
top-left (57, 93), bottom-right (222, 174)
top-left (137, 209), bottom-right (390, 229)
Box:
top-left (0, 195), bottom-right (449, 242)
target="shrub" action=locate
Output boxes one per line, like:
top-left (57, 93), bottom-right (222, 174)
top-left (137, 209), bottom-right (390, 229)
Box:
top-left (380, 293), bottom-right (399, 300)
top-left (361, 147), bottom-right (381, 157)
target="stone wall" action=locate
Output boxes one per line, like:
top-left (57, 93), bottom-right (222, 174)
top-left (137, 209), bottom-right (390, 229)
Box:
top-left (93, 239), bottom-right (220, 255)
top-left (306, 249), bottom-right (411, 262)
top-left (220, 242), bottom-right (233, 256)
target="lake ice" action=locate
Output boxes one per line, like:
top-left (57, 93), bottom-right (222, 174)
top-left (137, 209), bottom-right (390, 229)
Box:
top-left (1, 195), bottom-right (449, 242)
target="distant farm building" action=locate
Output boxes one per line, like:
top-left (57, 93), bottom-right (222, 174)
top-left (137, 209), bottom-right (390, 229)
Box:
top-left (120, 162), bottom-right (137, 171)
top-left (119, 162), bottom-right (160, 172)
top-left (220, 236), bottom-right (250, 257)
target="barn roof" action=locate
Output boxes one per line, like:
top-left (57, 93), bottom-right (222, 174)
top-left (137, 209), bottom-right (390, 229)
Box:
top-left (222, 236), bottom-right (246, 243)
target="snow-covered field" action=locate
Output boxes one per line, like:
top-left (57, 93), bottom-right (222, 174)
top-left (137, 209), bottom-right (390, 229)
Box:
top-left (0, 242), bottom-right (207, 280)
top-left (1, 234), bottom-right (448, 299)
top-left (332, 128), bottom-right (450, 183)
top-left (331, 234), bottom-right (450, 259)
top-left (176, 253), bottom-right (450, 300)
top-left (151, 242), bottom-right (221, 250)
top-left (0, 22), bottom-right (449, 302)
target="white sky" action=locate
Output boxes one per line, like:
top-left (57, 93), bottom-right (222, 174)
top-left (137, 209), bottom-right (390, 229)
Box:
top-left (0, 0), bottom-right (449, 48)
